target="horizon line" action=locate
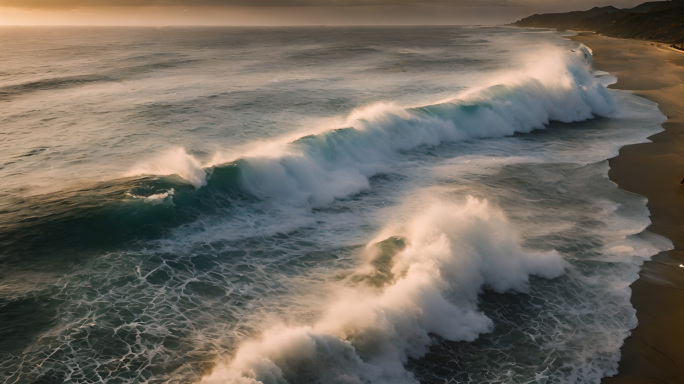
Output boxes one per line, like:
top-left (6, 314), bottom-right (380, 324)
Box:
top-left (0, 23), bottom-right (509, 27)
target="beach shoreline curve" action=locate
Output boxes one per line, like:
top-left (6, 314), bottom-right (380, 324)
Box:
top-left (569, 32), bottom-right (684, 384)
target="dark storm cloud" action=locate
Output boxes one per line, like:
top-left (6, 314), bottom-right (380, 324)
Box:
top-left (0, 0), bottom-right (512, 8)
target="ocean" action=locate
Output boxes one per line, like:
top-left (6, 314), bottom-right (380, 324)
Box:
top-left (0, 26), bottom-right (672, 384)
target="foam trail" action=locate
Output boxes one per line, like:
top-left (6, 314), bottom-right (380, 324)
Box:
top-left (201, 197), bottom-right (566, 384)
top-left (126, 188), bottom-right (175, 204)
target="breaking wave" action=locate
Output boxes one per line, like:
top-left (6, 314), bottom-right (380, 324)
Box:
top-left (200, 197), bottom-right (566, 384)
top-left (129, 45), bottom-right (613, 208)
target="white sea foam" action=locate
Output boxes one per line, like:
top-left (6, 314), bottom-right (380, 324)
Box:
top-left (125, 44), bottom-right (613, 206)
top-left (235, 45), bottom-right (611, 207)
top-left (126, 188), bottom-right (175, 204)
top-left (3, 27), bottom-right (674, 384)
top-left (200, 197), bottom-right (566, 384)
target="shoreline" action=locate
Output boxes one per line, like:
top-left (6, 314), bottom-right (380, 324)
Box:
top-left (569, 33), bottom-right (684, 383)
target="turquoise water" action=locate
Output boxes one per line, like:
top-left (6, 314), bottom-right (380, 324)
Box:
top-left (0, 26), bottom-right (671, 383)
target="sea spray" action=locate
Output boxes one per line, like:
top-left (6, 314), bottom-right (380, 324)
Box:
top-left (201, 197), bottom-right (566, 384)
top-left (0, 27), bottom-right (671, 384)
top-left (127, 147), bottom-right (208, 188)
top-left (128, 44), bottom-right (613, 208)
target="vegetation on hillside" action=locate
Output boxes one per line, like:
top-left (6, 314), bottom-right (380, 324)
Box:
top-left (515, 1), bottom-right (684, 45)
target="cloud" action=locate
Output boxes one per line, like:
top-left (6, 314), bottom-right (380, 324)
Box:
top-left (0, 0), bottom-right (650, 26)
top-left (0, 0), bottom-right (513, 8)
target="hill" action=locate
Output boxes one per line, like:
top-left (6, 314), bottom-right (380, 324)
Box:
top-left (514, 1), bottom-right (684, 46)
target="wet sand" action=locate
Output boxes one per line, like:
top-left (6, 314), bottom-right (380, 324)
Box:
top-left (569, 33), bottom-right (684, 384)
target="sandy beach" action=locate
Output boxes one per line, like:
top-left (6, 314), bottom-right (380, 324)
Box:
top-left (570, 33), bottom-right (684, 384)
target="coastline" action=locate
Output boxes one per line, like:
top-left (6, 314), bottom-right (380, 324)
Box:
top-left (569, 33), bottom-right (684, 383)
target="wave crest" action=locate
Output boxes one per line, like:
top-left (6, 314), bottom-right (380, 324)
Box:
top-left (128, 45), bottom-right (613, 209)
top-left (201, 197), bottom-right (566, 384)
top-left (126, 147), bottom-right (207, 188)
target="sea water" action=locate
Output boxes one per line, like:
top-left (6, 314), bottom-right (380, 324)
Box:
top-left (0, 26), bottom-right (672, 384)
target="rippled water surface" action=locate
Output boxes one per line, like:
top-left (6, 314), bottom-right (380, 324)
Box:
top-left (0, 26), bottom-right (671, 384)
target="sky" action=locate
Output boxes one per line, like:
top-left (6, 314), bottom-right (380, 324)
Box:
top-left (0, 0), bottom-right (650, 26)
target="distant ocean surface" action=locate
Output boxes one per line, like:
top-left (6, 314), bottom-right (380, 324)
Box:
top-left (0, 26), bottom-right (672, 384)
